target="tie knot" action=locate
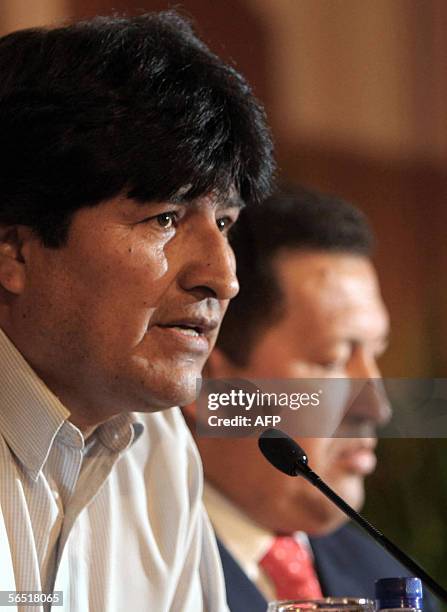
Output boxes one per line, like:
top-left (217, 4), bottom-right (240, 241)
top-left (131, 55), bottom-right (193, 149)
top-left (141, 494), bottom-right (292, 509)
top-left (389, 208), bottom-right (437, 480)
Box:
top-left (259, 536), bottom-right (323, 601)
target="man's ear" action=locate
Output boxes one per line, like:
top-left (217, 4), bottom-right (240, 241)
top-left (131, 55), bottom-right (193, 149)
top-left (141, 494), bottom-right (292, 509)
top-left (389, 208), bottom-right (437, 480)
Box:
top-left (0, 226), bottom-right (32, 295)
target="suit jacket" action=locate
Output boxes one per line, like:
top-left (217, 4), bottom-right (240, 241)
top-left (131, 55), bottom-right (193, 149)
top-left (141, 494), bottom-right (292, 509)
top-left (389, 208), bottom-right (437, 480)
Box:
top-left (218, 523), bottom-right (438, 612)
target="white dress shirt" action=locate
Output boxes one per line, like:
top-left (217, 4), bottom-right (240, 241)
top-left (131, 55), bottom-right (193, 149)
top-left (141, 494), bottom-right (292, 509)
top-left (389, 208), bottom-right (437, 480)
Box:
top-left (0, 327), bottom-right (229, 612)
top-left (204, 482), bottom-right (313, 603)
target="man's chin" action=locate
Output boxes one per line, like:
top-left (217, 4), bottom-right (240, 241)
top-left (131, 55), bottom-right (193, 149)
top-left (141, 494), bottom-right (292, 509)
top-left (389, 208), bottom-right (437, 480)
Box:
top-left (338, 478), bottom-right (365, 513)
top-left (305, 494), bottom-right (355, 536)
top-left (147, 373), bottom-right (203, 411)
top-left (306, 477), bottom-right (365, 534)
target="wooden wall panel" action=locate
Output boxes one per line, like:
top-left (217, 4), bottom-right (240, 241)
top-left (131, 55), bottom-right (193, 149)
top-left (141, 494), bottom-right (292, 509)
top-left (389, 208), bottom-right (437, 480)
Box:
top-left (0, 0), bottom-right (69, 34)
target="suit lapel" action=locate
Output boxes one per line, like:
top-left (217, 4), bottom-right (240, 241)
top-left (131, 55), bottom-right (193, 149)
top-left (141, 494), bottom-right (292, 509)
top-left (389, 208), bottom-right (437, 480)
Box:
top-left (217, 537), bottom-right (268, 612)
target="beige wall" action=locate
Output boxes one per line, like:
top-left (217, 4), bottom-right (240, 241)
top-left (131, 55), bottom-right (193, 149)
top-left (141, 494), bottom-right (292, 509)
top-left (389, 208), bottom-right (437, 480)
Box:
top-left (246, 0), bottom-right (447, 164)
top-left (0, 0), bottom-right (69, 34)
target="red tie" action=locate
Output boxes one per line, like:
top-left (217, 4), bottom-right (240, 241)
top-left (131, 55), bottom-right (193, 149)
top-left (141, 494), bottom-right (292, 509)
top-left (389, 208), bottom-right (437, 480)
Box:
top-left (259, 536), bottom-right (323, 601)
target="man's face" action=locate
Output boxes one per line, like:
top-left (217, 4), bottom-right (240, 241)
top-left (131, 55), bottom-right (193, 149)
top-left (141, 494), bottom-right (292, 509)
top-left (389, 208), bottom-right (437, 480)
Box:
top-left (199, 250), bottom-right (390, 535)
top-left (0, 193), bottom-right (240, 428)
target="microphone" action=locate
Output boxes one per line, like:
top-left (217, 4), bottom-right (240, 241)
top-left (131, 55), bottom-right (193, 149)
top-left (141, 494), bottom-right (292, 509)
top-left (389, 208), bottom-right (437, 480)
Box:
top-left (258, 428), bottom-right (447, 604)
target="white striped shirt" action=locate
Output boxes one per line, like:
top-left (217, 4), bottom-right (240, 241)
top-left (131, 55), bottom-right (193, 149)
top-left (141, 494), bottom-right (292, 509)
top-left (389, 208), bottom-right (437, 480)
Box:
top-left (0, 327), bottom-right (229, 612)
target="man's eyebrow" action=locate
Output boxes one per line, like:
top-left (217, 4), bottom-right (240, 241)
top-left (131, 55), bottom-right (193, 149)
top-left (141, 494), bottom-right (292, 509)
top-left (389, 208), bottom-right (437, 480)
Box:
top-left (168, 192), bottom-right (246, 210)
top-left (218, 193), bottom-right (246, 210)
top-left (347, 334), bottom-right (390, 353)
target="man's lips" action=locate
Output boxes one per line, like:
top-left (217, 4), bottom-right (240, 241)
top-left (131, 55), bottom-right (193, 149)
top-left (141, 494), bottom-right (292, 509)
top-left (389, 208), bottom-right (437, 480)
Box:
top-left (336, 441), bottom-right (377, 475)
top-left (155, 316), bottom-right (220, 335)
top-left (149, 316), bottom-right (220, 353)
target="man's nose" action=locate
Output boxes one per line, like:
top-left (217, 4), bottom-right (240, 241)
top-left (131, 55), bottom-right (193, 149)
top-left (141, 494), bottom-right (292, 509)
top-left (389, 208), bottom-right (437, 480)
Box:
top-left (348, 346), bottom-right (381, 380)
top-left (346, 379), bottom-right (392, 428)
top-left (345, 349), bottom-right (392, 428)
top-left (178, 223), bottom-right (239, 301)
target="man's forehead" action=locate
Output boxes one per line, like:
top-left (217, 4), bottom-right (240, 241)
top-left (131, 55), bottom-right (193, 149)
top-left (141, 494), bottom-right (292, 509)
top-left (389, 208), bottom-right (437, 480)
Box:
top-left (274, 250), bottom-right (378, 294)
top-left (273, 249), bottom-right (389, 329)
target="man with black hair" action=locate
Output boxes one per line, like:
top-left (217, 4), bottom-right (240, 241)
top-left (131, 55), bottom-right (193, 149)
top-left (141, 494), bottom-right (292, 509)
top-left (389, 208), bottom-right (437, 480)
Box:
top-left (187, 187), bottom-right (431, 611)
top-left (0, 12), bottom-right (274, 611)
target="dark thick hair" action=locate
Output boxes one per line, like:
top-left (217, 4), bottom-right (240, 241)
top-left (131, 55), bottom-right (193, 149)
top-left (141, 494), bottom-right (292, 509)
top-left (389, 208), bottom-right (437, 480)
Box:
top-left (0, 12), bottom-right (274, 246)
top-left (217, 184), bottom-right (374, 365)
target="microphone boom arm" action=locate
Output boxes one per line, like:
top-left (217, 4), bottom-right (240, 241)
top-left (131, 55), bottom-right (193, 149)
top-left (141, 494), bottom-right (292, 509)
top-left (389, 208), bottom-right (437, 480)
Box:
top-left (301, 464), bottom-right (447, 603)
top-left (258, 428), bottom-right (447, 604)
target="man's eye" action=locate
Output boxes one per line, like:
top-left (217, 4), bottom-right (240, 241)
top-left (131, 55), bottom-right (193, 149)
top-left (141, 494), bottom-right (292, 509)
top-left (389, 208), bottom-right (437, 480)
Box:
top-left (216, 216), bottom-right (233, 234)
top-left (319, 360), bottom-right (345, 372)
top-left (156, 212), bottom-right (177, 229)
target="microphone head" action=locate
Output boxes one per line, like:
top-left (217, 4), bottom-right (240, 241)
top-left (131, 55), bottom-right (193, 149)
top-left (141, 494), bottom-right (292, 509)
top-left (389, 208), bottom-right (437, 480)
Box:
top-left (258, 428), bottom-right (309, 477)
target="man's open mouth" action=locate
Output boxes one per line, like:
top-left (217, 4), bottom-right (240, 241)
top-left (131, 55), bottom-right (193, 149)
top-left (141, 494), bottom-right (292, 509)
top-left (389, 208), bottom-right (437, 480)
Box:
top-left (163, 324), bottom-right (202, 337)
top-left (156, 317), bottom-right (218, 337)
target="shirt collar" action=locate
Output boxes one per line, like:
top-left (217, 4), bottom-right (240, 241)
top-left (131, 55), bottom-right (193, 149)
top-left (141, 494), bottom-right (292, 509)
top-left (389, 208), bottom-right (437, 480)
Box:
top-left (97, 412), bottom-right (144, 452)
top-left (204, 481), bottom-right (273, 579)
top-left (203, 481), bottom-right (313, 581)
top-left (0, 328), bottom-right (143, 480)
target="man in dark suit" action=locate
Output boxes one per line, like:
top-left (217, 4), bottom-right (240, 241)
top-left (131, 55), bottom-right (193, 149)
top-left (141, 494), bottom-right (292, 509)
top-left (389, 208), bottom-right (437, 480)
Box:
top-left (217, 524), bottom-right (425, 612)
top-left (186, 187), bottom-right (436, 611)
